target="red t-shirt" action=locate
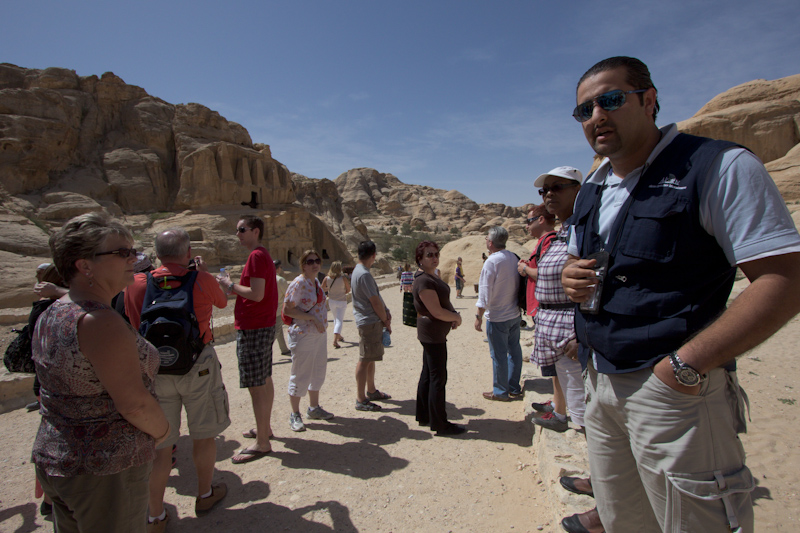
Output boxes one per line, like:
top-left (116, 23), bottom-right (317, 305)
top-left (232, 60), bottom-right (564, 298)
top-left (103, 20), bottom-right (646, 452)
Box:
top-left (524, 232), bottom-right (556, 317)
top-left (125, 263), bottom-right (228, 344)
top-left (234, 246), bottom-right (278, 330)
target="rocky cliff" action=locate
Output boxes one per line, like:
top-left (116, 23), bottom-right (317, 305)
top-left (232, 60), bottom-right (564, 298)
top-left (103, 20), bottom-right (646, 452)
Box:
top-left (293, 167), bottom-right (530, 246)
top-left (678, 73), bottom-right (800, 201)
top-left (0, 64), bottom-right (351, 308)
top-left (0, 63), bottom-right (294, 211)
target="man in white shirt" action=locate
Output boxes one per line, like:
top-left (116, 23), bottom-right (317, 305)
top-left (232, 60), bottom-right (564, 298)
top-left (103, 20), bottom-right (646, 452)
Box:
top-left (475, 226), bottom-right (523, 401)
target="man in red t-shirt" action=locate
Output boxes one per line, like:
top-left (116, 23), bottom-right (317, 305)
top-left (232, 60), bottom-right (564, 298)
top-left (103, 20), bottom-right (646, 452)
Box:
top-left (216, 215), bottom-right (278, 465)
top-left (518, 204), bottom-right (557, 318)
top-left (125, 228), bottom-right (230, 527)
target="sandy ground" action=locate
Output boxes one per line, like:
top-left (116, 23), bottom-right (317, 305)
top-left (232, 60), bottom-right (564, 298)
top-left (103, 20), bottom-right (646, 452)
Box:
top-left (0, 279), bottom-right (559, 532)
top-left (0, 275), bottom-right (798, 532)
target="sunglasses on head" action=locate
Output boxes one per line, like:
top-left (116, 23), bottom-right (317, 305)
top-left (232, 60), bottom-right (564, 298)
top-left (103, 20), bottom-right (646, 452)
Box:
top-left (425, 251), bottom-right (440, 258)
top-left (96, 247), bottom-right (137, 258)
top-left (236, 227), bottom-right (252, 233)
top-left (304, 258), bottom-right (321, 265)
top-left (539, 182), bottom-right (579, 196)
top-left (572, 89), bottom-right (648, 122)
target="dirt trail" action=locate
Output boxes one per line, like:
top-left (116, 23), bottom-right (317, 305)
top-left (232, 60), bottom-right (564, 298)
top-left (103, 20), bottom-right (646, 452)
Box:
top-left (0, 279), bottom-right (557, 532)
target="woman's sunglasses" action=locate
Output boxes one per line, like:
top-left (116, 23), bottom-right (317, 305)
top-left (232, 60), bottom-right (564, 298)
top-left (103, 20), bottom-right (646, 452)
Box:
top-left (304, 258), bottom-right (322, 265)
top-left (96, 247), bottom-right (137, 258)
top-left (425, 252), bottom-right (440, 258)
top-left (539, 182), bottom-right (579, 196)
top-left (572, 89), bottom-right (647, 122)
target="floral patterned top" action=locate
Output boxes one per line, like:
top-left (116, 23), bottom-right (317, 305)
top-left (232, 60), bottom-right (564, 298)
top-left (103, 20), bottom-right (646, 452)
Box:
top-left (31, 299), bottom-right (159, 476)
top-left (285, 276), bottom-right (328, 337)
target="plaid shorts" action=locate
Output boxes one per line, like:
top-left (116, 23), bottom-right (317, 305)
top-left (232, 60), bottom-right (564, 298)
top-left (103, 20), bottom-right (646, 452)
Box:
top-left (236, 326), bottom-right (275, 388)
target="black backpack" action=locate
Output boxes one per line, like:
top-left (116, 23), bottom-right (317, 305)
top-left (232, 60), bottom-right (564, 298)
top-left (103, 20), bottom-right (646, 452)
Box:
top-left (4, 299), bottom-right (57, 374)
top-left (139, 271), bottom-right (205, 375)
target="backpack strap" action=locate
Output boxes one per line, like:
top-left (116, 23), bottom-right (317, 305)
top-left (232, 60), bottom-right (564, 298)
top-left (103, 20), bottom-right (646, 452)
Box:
top-left (532, 231), bottom-right (558, 262)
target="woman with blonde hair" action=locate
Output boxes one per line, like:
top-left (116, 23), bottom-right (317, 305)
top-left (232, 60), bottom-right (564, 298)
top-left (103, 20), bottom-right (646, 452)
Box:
top-left (32, 213), bottom-right (169, 533)
top-left (322, 260), bottom-right (350, 349)
top-left (283, 250), bottom-right (334, 432)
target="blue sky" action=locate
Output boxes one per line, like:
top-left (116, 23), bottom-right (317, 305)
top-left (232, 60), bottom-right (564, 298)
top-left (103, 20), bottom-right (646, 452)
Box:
top-left (4, 0), bottom-right (800, 207)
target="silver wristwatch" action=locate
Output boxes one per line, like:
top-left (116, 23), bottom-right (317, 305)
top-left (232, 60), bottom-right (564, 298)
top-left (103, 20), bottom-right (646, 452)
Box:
top-left (668, 352), bottom-right (705, 387)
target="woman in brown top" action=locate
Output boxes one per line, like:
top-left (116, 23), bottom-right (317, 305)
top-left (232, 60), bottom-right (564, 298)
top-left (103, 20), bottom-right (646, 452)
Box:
top-left (411, 241), bottom-right (465, 436)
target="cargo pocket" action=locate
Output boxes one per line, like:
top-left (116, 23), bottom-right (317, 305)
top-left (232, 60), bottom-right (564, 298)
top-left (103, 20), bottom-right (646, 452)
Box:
top-left (726, 370), bottom-right (750, 435)
top-left (666, 466), bottom-right (754, 533)
top-left (212, 383), bottom-right (230, 426)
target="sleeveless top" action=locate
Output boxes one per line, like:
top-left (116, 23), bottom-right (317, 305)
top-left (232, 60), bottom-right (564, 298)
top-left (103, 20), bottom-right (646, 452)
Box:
top-left (326, 275), bottom-right (347, 301)
top-left (31, 299), bottom-right (159, 476)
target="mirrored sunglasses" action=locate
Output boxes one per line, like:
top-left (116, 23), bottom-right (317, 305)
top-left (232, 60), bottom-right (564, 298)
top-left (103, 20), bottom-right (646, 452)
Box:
top-left (572, 89), bottom-right (647, 122)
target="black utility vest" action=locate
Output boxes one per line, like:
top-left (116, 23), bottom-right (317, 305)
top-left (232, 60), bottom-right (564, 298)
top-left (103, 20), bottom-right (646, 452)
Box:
top-left (573, 133), bottom-right (739, 373)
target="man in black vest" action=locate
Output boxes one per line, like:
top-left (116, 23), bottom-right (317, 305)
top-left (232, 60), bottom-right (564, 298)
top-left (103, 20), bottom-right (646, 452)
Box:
top-left (561, 57), bottom-right (800, 533)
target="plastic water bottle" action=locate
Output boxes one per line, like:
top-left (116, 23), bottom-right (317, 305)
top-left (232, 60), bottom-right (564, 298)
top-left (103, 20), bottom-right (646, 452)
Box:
top-left (382, 327), bottom-right (391, 347)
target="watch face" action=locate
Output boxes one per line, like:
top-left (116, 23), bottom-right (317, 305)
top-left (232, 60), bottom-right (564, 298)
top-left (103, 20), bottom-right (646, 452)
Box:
top-left (676, 367), bottom-right (701, 386)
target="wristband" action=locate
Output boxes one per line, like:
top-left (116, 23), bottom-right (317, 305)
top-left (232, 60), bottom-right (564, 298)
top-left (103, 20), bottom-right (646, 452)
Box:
top-left (227, 282), bottom-right (235, 295)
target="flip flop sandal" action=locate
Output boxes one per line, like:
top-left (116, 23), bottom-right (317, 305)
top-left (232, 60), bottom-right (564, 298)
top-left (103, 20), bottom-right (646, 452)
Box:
top-left (366, 390), bottom-right (391, 401)
top-left (242, 429), bottom-right (274, 439)
top-left (231, 448), bottom-right (271, 464)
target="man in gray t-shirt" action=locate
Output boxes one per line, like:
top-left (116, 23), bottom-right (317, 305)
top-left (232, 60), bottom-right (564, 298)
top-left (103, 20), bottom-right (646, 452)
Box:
top-left (351, 241), bottom-right (392, 412)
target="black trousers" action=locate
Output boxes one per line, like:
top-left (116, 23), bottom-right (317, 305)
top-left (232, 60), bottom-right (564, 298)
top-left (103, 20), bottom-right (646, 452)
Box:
top-left (416, 341), bottom-right (449, 431)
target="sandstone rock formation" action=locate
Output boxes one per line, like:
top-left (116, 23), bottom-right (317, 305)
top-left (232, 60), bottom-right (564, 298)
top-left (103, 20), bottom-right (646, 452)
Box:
top-left (678, 73), bottom-right (800, 201)
top-left (293, 167), bottom-right (530, 248)
top-left (0, 63), bottom-right (295, 212)
top-left (0, 64), bottom-right (351, 308)
top-left (292, 173), bottom-right (370, 249)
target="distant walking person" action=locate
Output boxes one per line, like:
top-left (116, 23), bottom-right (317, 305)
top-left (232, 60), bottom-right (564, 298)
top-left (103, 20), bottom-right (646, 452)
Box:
top-left (412, 241), bottom-right (465, 436)
top-left (454, 257), bottom-right (466, 298)
top-left (274, 260), bottom-right (291, 356)
top-left (217, 215), bottom-right (278, 464)
top-left (322, 261), bottom-right (350, 349)
top-left (351, 241), bottom-right (392, 411)
top-left (475, 226), bottom-right (523, 401)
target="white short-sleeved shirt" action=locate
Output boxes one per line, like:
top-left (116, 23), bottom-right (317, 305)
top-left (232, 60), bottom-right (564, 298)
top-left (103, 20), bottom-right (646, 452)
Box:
top-left (568, 123), bottom-right (800, 265)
